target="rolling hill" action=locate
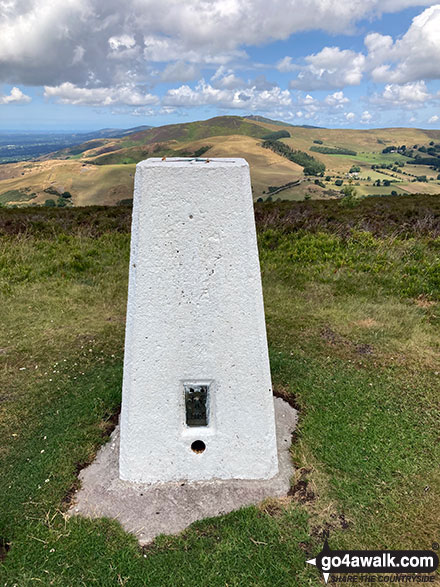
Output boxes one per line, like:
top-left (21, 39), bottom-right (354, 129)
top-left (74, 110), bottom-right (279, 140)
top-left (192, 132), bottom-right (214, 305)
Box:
top-left (0, 125), bottom-right (154, 165)
top-left (1, 115), bottom-right (440, 206)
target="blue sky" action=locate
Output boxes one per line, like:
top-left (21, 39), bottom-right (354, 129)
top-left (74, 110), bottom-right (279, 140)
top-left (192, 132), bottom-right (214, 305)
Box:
top-left (1, 1), bottom-right (440, 131)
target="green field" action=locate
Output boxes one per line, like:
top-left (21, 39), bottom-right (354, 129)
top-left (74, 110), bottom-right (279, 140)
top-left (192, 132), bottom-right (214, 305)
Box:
top-left (0, 189), bottom-right (36, 205)
top-left (355, 184), bottom-right (407, 196)
top-left (0, 197), bottom-right (439, 585)
top-left (331, 151), bottom-right (411, 166)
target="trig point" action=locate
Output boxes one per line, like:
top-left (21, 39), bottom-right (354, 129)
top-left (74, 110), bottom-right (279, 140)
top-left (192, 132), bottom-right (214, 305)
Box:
top-left (119, 157), bottom-right (278, 484)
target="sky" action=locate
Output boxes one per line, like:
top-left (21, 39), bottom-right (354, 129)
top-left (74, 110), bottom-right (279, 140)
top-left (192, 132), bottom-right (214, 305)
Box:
top-left (1, 1), bottom-right (440, 131)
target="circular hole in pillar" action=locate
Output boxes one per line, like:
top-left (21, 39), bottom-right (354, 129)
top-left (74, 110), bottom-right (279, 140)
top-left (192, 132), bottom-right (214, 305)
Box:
top-left (191, 440), bottom-right (206, 454)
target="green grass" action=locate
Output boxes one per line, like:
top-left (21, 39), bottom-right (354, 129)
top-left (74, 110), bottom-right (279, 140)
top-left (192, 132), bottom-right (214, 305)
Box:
top-left (0, 189), bottom-right (36, 205)
top-left (0, 200), bottom-right (439, 585)
top-left (356, 184), bottom-right (407, 196)
top-left (331, 152), bottom-right (412, 165)
top-left (119, 116), bottom-right (268, 148)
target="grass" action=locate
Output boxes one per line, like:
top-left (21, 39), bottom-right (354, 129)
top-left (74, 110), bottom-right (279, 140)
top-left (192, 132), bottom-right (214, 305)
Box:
top-left (0, 198), bottom-right (439, 585)
top-left (331, 152), bottom-right (411, 166)
top-left (0, 189), bottom-right (36, 205)
top-left (356, 184), bottom-right (407, 196)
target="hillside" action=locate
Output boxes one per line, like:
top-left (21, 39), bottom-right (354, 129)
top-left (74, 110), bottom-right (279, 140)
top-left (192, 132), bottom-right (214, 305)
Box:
top-left (1, 115), bottom-right (440, 206)
top-left (0, 126), bottom-right (154, 165)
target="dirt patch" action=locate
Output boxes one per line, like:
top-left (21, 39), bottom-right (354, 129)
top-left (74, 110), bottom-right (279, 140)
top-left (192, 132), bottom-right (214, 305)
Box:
top-left (289, 468), bottom-right (315, 504)
top-left (415, 296), bottom-right (437, 309)
top-left (0, 538), bottom-right (10, 562)
top-left (273, 384), bottom-right (301, 412)
top-left (259, 496), bottom-right (293, 517)
top-left (310, 513), bottom-right (350, 539)
top-left (97, 409), bottom-right (121, 438)
top-left (355, 343), bottom-right (374, 355)
top-left (320, 326), bottom-right (349, 347)
top-left (321, 326), bottom-right (375, 357)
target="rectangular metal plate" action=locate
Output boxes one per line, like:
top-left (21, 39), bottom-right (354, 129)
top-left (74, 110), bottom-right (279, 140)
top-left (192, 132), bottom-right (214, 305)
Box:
top-left (184, 384), bottom-right (209, 427)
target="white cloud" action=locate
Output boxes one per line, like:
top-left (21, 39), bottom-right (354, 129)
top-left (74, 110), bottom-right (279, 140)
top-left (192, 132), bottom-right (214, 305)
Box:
top-left (428, 114), bottom-right (439, 123)
top-left (276, 56), bottom-right (297, 73)
top-left (324, 91), bottom-right (350, 108)
top-left (280, 5), bottom-right (440, 94)
top-left (211, 67), bottom-right (246, 89)
top-left (163, 80), bottom-right (291, 111)
top-left (0, 86), bottom-right (31, 104)
top-left (160, 62), bottom-right (199, 83)
top-left (275, 90), bottom-right (355, 126)
top-left (72, 45), bottom-right (85, 65)
top-left (364, 32), bottom-right (394, 66)
top-left (0, 0), bottom-right (438, 88)
top-left (369, 5), bottom-right (440, 83)
top-left (290, 47), bottom-right (366, 90)
top-left (130, 107), bottom-right (156, 117)
top-left (143, 35), bottom-right (246, 65)
top-left (360, 111), bottom-right (373, 124)
top-left (108, 35), bottom-right (136, 51)
top-left (44, 82), bottom-right (159, 106)
top-left (371, 81), bottom-right (431, 108)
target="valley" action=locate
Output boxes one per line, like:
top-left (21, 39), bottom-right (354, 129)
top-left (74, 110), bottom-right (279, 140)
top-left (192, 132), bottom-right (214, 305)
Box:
top-left (1, 116), bottom-right (439, 207)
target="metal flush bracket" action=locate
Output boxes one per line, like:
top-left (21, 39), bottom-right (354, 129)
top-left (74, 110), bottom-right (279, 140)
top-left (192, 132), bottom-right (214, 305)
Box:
top-left (184, 383), bottom-right (210, 427)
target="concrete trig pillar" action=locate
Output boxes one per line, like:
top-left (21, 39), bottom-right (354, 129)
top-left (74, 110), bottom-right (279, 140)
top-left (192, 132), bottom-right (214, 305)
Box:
top-left (119, 157), bottom-right (278, 483)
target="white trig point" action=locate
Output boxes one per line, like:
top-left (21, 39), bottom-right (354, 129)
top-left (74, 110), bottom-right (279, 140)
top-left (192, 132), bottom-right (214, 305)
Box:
top-left (119, 157), bottom-right (278, 484)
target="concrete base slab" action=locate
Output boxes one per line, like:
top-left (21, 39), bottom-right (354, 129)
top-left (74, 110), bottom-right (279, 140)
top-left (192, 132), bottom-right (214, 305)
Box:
top-left (69, 398), bottom-right (297, 545)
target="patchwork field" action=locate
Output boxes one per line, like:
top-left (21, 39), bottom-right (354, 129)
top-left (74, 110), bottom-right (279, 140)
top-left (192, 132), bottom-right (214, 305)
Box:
top-left (1, 116), bottom-right (440, 206)
top-left (0, 196), bottom-right (439, 584)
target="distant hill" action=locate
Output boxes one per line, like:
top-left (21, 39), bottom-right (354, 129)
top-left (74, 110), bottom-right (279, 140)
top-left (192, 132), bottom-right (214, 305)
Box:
top-left (1, 115), bottom-right (439, 206)
top-left (77, 125), bottom-right (154, 140)
top-left (0, 125), bottom-right (154, 164)
top-left (119, 116), bottom-right (268, 145)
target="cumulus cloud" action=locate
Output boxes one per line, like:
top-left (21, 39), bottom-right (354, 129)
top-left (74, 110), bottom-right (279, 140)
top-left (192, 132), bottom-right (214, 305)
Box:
top-left (211, 67), bottom-right (246, 89)
top-left (324, 91), bottom-right (350, 108)
top-left (369, 5), bottom-right (440, 83)
top-left (163, 80), bottom-right (291, 111)
top-left (370, 81), bottom-right (432, 108)
top-left (428, 114), bottom-right (439, 123)
top-left (360, 111), bottom-right (373, 124)
top-left (0, 0), bottom-right (438, 88)
top-left (143, 36), bottom-right (246, 65)
top-left (283, 91), bottom-right (353, 124)
top-left (281, 4), bottom-right (440, 93)
top-left (44, 82), bottom-right (159, 106)
top-left (108, 34), bottom-right (136, 52)
top-left (210, 67), bottom-right (275, 92)
top-left (276, 56), bottom-right (298, 73)
top-left (160, 62), bottom-right (200, 83)
top-left (1, 0), bottom-right (439, 124)
top-left (289, 47), bottom-right (366, 90)
top-left (0, 86), bottom-right (31, 104)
